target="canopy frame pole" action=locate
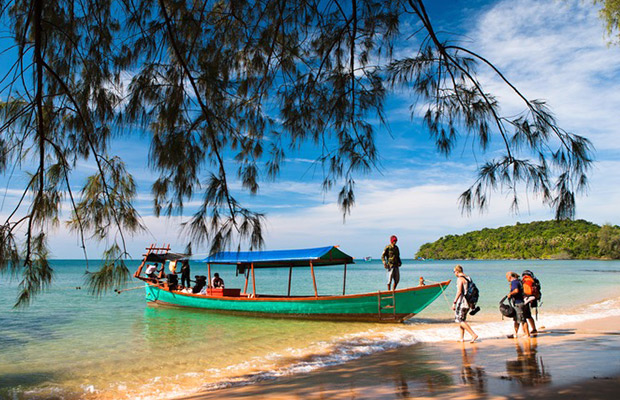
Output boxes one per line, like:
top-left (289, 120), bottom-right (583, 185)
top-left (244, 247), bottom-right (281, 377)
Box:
top-left (287, 265), bottom-right (293, 297)
top-left (243, 268), bottom-right (249, 294)
top-left (207, 263), bottom-right (212, 288)
top-left (134, 244), bottom-right (155, 278)
top-left (310, 261), bottom-right (318, 298)
top-left (251, 262), bottom-right (256, 297)
top-left (343, 263), bottom-right (347, 295)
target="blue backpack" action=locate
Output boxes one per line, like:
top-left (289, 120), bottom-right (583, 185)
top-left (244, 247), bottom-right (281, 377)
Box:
top-left (464, 276), bottom-right (479, 307)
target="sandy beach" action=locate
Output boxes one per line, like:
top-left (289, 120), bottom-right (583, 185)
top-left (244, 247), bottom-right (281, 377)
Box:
top-left (177, 315), bottom-right (620, 399)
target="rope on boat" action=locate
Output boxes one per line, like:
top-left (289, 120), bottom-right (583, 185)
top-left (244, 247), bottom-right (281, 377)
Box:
top-left (423, 279), bottom-right (454, 310)
top-left (49, 285), bottom-right (145, 292)
top-left (48, 285), bottom-right (89, 290)
top-left (114, 285), bottom-right (145, 294)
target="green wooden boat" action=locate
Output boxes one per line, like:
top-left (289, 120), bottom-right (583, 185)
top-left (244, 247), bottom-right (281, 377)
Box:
top-left (134, 245), bottom-right (450, 323)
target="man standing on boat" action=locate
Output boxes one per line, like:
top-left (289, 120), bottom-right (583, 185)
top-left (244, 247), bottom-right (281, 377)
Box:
top-left (382, 235), bottom-right (402, 291)
top-left (180, 260), bottom-right (191, 288)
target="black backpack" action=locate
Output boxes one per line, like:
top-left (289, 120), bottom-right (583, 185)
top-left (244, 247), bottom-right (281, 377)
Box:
top-left (192, 275), bottom-right (207, 293)
top-left (166, 273), bottom-right (178, 290)
top-left (464, 276), bottom-right (479, 307)
top-left (499, 296), bottom-right (515, 318)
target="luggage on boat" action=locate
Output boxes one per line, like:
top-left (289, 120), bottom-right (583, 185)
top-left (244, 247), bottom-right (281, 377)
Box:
top-left (167, 273), bottom-right (178, 290)
top-left (193, 275), bottom-right (207, 293)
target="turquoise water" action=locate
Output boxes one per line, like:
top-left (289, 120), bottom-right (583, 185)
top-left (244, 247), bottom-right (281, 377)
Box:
top-left (1, 259), bottom-right (619, 399)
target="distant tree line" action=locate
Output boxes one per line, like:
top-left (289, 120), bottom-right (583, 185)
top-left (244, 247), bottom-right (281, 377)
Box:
top-left (416, 220), bottom-right (620, 260)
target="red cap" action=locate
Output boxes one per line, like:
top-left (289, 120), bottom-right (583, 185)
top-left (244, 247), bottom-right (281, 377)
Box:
top-left (390, 235), bottom-right (398, 243)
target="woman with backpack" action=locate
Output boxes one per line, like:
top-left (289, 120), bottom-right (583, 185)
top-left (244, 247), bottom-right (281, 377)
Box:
top-left (452, 265), bottom-right (478, 343)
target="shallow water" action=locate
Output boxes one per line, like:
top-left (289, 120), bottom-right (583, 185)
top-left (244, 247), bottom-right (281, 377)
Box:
top-left (1, 259), bottom-right (619, 399)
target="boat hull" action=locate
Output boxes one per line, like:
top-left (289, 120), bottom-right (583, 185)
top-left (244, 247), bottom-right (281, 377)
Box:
top-left (144, 280), bottom-right (450, 323)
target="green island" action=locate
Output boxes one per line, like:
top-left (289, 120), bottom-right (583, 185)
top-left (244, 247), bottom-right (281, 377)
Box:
top-left (416, 220), bottom-right (620, 260)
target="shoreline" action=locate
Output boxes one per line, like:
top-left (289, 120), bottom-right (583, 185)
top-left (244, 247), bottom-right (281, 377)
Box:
top-left (176, 315), bottom-right (620, 399)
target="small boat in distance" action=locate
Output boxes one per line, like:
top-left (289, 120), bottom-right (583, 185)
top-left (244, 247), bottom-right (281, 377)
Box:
top-left (363, 256), bottom-right (372, 261)
top-left (133, 245), bottom-right (450, 323)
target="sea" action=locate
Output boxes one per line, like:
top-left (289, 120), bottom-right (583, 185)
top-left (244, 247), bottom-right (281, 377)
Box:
top-left (1, 259), bottom-right (619, 399)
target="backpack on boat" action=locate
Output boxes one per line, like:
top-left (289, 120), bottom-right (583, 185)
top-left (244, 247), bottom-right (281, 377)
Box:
top-left (167, 273), bottom-right (178, 291)
top-left (464, 276), bottom-right (479, 308)
top-left (499, 296), bottom-right (515, 319)
top-left (521, 270), bottom-right (541, 300)
top-left (192, 275), bottom-right (207, 294)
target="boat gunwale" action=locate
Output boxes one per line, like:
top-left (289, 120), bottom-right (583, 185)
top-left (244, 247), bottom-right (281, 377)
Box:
top-left (146, 300), bottom-right (416, 322)
top-left (143, 279), bottom-right (451, 302)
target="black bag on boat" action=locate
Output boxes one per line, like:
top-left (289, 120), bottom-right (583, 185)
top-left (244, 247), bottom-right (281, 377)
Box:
top-left (499, 296), bottom-right (515, 318)
top-left (193, 275), bottom-right (207, 293)
top-left (167, 273), bottom-right (178, 290)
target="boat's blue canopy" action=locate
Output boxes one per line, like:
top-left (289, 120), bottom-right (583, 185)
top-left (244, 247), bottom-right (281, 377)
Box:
top-left (202, 246), bottom-right (354, 268)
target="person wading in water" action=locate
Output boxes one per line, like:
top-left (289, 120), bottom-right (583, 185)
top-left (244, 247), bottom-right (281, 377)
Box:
top-left (452, 265), bottom-right (479, 343)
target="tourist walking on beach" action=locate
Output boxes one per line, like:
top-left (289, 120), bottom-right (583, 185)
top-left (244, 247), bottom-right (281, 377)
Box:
top-left (452, 265), bottom-right (478, 343)
top-left (382, 235), bottom-right (402, 291)
top-left (506, 271), bottom-right (530, 338)
top-left (521, 270), bottom-right (540, 335)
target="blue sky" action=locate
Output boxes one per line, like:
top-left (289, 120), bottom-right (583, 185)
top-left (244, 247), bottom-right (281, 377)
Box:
top-left (2, 0), bottom-right (620, 259)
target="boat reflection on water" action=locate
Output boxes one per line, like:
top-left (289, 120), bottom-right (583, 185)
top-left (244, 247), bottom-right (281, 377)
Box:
top-left (138, 305), bottom-right (372, 355)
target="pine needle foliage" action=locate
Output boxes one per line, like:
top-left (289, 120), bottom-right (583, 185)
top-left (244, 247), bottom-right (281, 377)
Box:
top-left (15, 233), bottom-right (54, 307)
top-left (85, 244), bottom-right (130, 297)
top-left (0, 0), bottom-right (595, 306)
top-left (595, 0), bottom-right (620, 44)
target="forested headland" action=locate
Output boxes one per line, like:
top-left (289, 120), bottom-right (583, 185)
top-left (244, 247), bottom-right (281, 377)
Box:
top-left (416, 220), bottom-right (620, 260)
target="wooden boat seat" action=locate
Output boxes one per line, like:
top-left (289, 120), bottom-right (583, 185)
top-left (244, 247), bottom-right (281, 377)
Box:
top-left (206, 288), bottom-right (241, 297)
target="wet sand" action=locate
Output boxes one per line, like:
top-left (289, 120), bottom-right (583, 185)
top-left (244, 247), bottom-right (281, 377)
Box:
top-left (178, 315), bottom-right (620, 399)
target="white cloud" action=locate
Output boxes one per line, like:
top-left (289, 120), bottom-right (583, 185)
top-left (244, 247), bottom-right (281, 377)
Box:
top-left (469, 0), bottom-right (620, 148)
top-left (262, 179), bottom-right (555, 258)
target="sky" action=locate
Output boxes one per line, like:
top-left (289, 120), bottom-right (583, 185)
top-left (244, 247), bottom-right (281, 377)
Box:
top-left (1, 0), bottom-right (620, 260)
